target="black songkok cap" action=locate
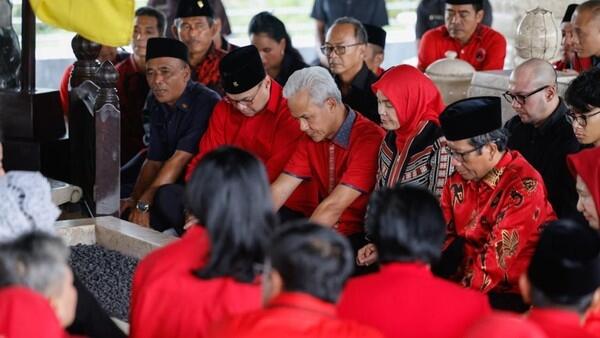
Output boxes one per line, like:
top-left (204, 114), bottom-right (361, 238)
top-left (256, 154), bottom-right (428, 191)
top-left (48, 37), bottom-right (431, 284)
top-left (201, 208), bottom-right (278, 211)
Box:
top-left (562, 4), bottom-right (578, 23)
top-left (528, 220), bottom-right (600, 299)
top-left (445, 0), bottom-right (483, 6)
top-left (146, 38), bottom-right (189, 63)
top-left (219, 45), bottom-right (266, 94)
top-left (363, 24), bottom-right (387, 50)
top-left (439, 96), bottom-right (502, 141)
top-left (176, 0), bottom-right (215, 19)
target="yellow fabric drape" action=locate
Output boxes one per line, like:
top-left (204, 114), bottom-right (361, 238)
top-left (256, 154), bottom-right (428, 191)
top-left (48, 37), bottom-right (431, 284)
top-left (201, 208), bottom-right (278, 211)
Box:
top-left (29, 0), bottom-right (134, 47)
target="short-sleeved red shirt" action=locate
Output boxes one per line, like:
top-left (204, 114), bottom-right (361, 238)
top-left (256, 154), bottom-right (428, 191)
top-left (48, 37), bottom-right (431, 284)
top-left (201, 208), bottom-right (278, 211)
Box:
top-left (186, 80), bottom-right (314, 215)
top-left (284, 109), bottom-right (385, 235)
top-left (418, 24), bottom-right (506, 71)
top-left (130, 226), bottom-right (262, 338)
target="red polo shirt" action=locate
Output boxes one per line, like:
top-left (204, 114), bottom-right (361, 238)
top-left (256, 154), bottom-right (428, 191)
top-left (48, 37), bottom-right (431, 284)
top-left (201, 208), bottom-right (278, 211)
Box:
top-left (207, 292), bottom-right (385, 338)
top-left (527, 308), bottom-right (596, 338)
top-left (418, 24), bottom-right (506, 71)
top-left (130, 226), bottom-right (262, 338)
top-left (186, 79), bottom-right (314, 215)
top-left (338, 262), bottom-right (491, 338)
top-left (441, 151), bottom-right (555, 294)
top-left (284, 109), bottom-right (385, 235)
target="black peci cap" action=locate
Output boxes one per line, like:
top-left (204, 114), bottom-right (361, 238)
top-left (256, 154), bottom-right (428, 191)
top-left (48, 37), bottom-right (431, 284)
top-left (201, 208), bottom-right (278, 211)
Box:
top-left (146, 38), bottom-right (189, 63)
top-left (440, 96), bottom-right (502, 141)
top-left (219, 45), bottom-right (266, 94)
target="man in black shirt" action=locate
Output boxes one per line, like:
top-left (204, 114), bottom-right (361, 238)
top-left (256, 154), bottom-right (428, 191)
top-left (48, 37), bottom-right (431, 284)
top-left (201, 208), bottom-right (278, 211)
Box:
top-left (323, 17), bottom-right (380, 124)
top-left (503, 58), bottom-right (583, 222)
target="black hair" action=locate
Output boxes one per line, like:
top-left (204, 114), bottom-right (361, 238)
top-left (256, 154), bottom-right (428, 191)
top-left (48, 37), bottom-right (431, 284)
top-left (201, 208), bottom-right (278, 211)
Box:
top-left (268, 221), bottom-right (354, 303)
top-left (135, 6), bottom-right (167, 37)
top-left (565, 67), bottom-right (600, 114)
top-left (331, 16), bottom-right (368, 44)
top-left (186, 146), bottom-right (277, 283)
top-left (248, 12), bottom-right (305, 65)
top-left (366, 185), bottom-right (446, 264)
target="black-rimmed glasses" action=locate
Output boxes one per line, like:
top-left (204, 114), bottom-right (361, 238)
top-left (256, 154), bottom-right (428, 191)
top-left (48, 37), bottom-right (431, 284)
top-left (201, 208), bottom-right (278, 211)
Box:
top-left (446, 144), bottom-right (485, 162)
top-left (224, 81), bottom-right (263, 106)
top-left (566, 109), bottom-right (600, 127)
top-left (320, 42), bottom-right (364, 56)
top-left (502, 85), bottom-right (550, 105)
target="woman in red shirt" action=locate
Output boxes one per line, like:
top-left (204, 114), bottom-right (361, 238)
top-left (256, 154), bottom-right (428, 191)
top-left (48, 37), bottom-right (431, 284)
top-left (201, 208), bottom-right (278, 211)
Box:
top-left (130, 147), bottom-right (277, 338)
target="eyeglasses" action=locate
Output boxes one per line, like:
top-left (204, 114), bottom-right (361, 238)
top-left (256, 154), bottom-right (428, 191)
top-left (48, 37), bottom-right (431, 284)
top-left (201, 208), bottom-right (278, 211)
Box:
top-left (224, 81), bottom-right (263, 106)
top-left (502, 85), bottom-right (550, 105)
top-left (446, 144), bottom-right (485, 162)
top-left (320, 42), bottom-right (364, 56)
top-left (566, 108), bottom-right (600, 127)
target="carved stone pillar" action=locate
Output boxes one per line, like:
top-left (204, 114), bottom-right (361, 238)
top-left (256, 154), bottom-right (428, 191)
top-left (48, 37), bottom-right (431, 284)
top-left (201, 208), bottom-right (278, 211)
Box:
top-left (93, 61), bottom-right (120, 216)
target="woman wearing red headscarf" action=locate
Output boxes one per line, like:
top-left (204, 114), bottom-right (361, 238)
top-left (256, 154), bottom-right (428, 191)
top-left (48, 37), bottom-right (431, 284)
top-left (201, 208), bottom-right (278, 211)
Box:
top-left (372, 64), bottom-right (452, 196)
top-left (356, 65), bottom-right (453, 266)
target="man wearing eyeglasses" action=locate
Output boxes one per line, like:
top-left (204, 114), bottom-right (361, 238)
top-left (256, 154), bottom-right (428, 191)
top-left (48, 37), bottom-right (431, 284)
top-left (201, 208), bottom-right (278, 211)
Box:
top-left (172, 0), bottom-right (226, 94)
top-left (504, 58), bottom-right (583, 222)
top-left (121, 38), bottom-right (220, 229)
top-left (438, 96), bottom-right (555, 312)
top-left (565, 67), bottom-right (600, 148)
top-left (323, 17), bottom-right (380, 124)
top-left (417, 0), bottom-right (506, 71)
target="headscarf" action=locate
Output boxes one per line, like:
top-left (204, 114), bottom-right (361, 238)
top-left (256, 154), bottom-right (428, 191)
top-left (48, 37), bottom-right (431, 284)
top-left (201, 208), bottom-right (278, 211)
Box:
top-left (0, 171), bottom-right (60, 243)
top-left (0, 287), bottom-right (65, 338)
top-left (567, 146), bottom-right (600, 220)
top-left (371, 65), bottom-right (445, 150)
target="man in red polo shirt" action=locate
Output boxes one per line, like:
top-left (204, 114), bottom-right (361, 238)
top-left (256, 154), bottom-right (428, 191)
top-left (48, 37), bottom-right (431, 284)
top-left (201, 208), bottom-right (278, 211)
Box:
top-left (270, 66), bottom-right (384, 261)
top-left (172, 0), bottom-right (226, 94)
top-left (417, 0), bottom-right (506, 71)
top-left (207, 222), bottom-right (384, 338)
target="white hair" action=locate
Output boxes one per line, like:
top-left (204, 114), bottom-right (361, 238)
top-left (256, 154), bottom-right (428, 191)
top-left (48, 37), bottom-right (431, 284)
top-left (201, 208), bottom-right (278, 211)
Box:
top-left (283, 67), bottom-right (342, 105)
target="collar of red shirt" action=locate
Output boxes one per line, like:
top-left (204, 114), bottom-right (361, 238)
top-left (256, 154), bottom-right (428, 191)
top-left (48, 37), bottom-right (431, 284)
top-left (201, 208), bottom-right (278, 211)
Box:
top-left (528, 307), bottom-right (584, 328)
top-left (442, 24), bottom-right (483, 46)
top-left (266, 292), bottom-right (336, 318)
top-left (330, 107), bottom-right (356, 149)
top-left (475, 150), bottom-right (514, 190)
top-left (380, 261), bottom-right (431, 277)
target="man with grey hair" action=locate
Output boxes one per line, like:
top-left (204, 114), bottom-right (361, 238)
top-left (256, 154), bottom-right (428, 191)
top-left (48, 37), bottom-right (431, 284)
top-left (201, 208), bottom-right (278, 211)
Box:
top-left (0, 232), bottom-right (77, 328)
top-left (271, 66), bottom-right (384, 270)
top-left (323, 17), bottom-right (380, 124)
top-left (438, 96), bottom-right (555, 312)
top-left (503, 58), bottom-right (582, 222)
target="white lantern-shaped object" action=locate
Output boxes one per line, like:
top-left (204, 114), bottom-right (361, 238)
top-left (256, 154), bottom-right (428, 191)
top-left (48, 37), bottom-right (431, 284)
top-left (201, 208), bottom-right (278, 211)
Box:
top-left (515, 7), bottom-right (559, 61)
top-left (425, 51), bottom-right (475, 105)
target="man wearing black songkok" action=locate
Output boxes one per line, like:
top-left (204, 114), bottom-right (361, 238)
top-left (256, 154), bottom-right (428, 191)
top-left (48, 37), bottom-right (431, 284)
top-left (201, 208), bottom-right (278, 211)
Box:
top-left (521, 219), bottom-right (600, 338)
top-left (437, 96), bottom-right (555, 313)
top-left (121, 37), bottom-right (220, 229)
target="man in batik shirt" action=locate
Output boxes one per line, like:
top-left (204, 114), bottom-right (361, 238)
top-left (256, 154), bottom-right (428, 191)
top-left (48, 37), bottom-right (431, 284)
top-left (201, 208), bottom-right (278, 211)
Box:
top-left (438, 96), bottom-right (555, 313)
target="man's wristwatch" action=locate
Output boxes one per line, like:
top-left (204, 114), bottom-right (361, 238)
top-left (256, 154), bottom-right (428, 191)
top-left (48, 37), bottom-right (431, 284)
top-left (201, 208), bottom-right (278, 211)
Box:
top-left (136, 200), bottom-right (151, 213)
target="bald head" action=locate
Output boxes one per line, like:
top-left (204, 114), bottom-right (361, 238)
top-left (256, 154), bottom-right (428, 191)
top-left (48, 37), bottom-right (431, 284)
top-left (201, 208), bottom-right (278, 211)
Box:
top-left (573, 1), bottom-right (600, 57)
top-left (511, 58), bottom-right (557, 88)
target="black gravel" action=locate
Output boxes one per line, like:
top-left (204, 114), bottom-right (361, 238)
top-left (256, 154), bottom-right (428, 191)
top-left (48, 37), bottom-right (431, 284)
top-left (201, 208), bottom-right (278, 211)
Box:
top-left (69, 244), bottom-right (139, 321)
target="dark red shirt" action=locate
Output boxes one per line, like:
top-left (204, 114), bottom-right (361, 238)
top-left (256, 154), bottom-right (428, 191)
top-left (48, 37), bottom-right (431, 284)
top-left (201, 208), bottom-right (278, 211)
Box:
top-left (130, 226), bottom-right (262, 338)
top-left (193, 44), bottom-right (226, 95)
top-left (186, 80), bottom-right (314, 215)
top-left (418, 24), bottom-right (506, 71)
top-left (527, 308), bottom-right (596, 338)
top-left (441, 151), bottom-right (556, 294)
top-left (207, 292), bottom-right (385, 338)
top-left (284, 109), bottom-right (385, 235)
top-left (338, 262), bottom-right (491, 338)
top-left (115, 56), bottom-right (148, 164)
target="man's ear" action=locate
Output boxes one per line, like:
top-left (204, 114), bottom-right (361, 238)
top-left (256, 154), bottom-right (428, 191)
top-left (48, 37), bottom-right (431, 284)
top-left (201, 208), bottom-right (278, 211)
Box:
top-left (212, 18), bottom-right (222, 38)
top-left (374, 52), bottom-right (384, 69)
top-left (171, 24), bottom-right (179, 40)
top-left (475, 9), bottom-right (485, 24)
top-left (519, 273), bottom-right (532, 305)
top-left (262, 269), bottom-right (283, 306)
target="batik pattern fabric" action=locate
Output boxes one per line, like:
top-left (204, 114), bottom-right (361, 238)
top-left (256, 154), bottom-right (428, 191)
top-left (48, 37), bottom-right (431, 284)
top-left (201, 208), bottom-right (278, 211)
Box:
top-left (440, 150), bottom-right (556, 294)
top-left (193, 44), bottom-right (226, 95)
top-left (377, 121), bottom-right (452, 199)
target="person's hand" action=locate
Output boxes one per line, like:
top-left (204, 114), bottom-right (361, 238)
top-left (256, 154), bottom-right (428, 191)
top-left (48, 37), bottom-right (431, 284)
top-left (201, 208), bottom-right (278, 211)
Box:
top-left (183, 212), bottom-right (198, 230)
top-left (120, 198), bottom-right (135, 214)
top-left (129, 208), bottom-right (150, 227)
top-left (356, 243), bottom-right (378, 266)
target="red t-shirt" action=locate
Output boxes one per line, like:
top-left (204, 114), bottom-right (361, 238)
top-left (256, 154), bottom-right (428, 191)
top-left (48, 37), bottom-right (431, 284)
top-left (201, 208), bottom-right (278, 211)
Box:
top-left (338, 262), bottom-right (491, 338)
top-left (207, 292), bottom-right (385, 338)
top-left (418, 24), bottom-right (506, 71)
top-left (130, 226), bottom-right (262, 338)
top-left (441, 150), bottom-right (556, 294)
top-left (186, 80), bottom-right (315, 215)
top-left (528, 308), bottom-right (596, 338)
top-left (284, 109), bottom-right (385, 235)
